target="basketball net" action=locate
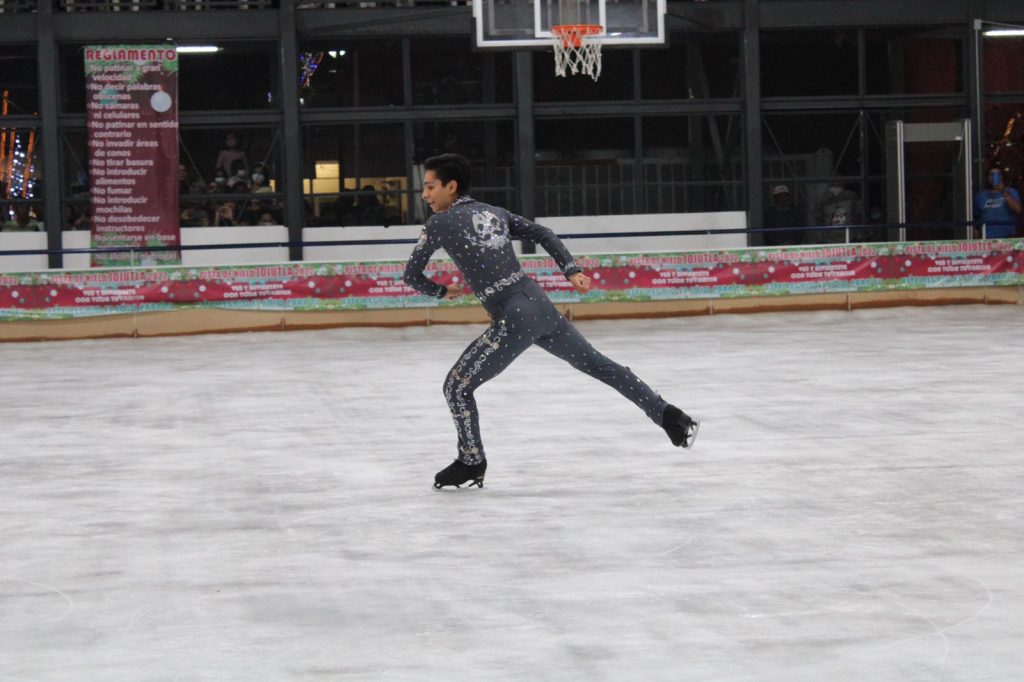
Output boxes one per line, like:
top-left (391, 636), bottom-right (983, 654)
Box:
top-left (551, 24), bottom-right (603, 81)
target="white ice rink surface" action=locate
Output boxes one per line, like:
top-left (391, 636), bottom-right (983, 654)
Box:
top-left (2, 304), bottom-right (1023, 681)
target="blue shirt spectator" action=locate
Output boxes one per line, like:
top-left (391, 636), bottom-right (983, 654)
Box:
top-left (974, 168), bottom-right (1022, 238)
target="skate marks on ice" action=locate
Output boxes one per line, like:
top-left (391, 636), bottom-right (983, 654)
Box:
top-left (1, 305), bottom-right (1023, 680)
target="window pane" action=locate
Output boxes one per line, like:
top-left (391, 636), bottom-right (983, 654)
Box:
top-left (180, 127), bottom-right (282, 188)
top-left (60, 43), bottom-right (277, 112)
top-left (413, 120), bottom-right (516, 215)
top-left (410, 37), bottom-right (513, 105)
top-left (866, 29), bottom-right (963, 95)
top-left (642, 115), bottom-right (743, 213)
top-left (302, 123), bottom-right (406, 226)
top-left (1, 200), bottom-right (45, 233)
top-left (1, 129), bottom-right (43, 224)
top-left (983, 36), bottom-right (1024, 94)
top-left (535, 117), bottom-right (634, 215)
top-left (0, 46), bottom-right (39, 114)
top-left (178, 42), bottom-right (277, 110)
top-left (984, 103), bottom-right (1024, 190)
top-left (299, 40), bottom-right (404, 108)
top-left (534, 48), bottom-right (633, 102)
top-left (641, 32), bottom-right (740, 100)
top-left (761, 30), bottom-right (858, 97)
top-left (762, 112), bottom-right (863, 236)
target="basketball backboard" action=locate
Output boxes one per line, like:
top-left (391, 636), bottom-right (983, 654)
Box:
top-left (472, 0), bottom-right (666, 48)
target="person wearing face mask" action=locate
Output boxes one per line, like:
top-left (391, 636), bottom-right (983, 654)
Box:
top-left (226, 159), bottom-right (250, 192)
top-left (250, 163), bottom-right (273, 194)
top-left (212, 169), bottom-right (229, 192)
top-left (974, 167), bottom-right (1022, 238)
top-left (811, 181), bottom-right (862, 243)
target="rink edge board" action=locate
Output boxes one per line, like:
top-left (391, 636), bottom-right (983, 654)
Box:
top-left (0, 286), bottom-right (1019, 342)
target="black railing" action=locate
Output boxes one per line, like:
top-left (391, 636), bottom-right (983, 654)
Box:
top-left (0, 0), bottom-right (37, 12)
top-left (0, 222), bottom-right (1015, 260)
top-left (51, 0), bottom-right (473, 10)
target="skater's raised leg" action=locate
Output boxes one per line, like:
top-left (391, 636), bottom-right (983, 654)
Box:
top-left (533, 314), bottom-right (668, 424)
top-left (534, 313), bottom-right (699, 448)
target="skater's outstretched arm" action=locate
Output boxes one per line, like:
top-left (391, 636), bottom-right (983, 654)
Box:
top-left (403, 224), bottom-right (448, 298)
top-left (507, 214), bottom-right (581, 279)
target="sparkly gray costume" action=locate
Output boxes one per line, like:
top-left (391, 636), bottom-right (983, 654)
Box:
top-left (404, 196), bottom-right (668, 465)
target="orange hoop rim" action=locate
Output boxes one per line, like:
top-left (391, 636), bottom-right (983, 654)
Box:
top-left (551, 23), bottom-right (603, 48)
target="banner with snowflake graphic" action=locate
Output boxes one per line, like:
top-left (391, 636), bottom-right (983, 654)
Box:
top-left (0, 239), bottom-right (1022, 321)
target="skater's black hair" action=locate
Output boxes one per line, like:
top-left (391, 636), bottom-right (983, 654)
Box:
top-left (423, 153), bottom-right (471, 196)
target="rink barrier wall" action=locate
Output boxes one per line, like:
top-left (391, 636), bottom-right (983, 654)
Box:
top-left (1, 238), bottom-right (1022, 342)
top-left (0, 286), bottom-right (1019, 342)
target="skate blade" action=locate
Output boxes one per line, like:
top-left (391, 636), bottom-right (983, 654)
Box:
top-left (433, 477), bottom-right (485, 490)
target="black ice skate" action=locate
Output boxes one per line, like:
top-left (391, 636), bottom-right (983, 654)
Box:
top-left (433, 460), bottom-right (487, 489)
top-left (662, 405), bottom-right (700, 449)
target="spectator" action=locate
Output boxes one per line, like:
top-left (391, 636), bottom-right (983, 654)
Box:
top-left (250, 162), bottom-right (273, 194)
top-left (812, 182), bottom-right (862, 243)
top-left (212, 168), bottom-right (229, 191)
top-left (335, 193), bottom-right (357, 226)
top-left (62, 204), bottom-right (92, 231)
top-left (72, 209), bottom-right (92, 231)
top-left (178, 163), bottom-right (191, 197)
top-left (70, 170), bottom-right (90, 198)
top-left (227, 159), bottom-right (250, 191)
top-left (186, 179), bottom-right (207, 197)
top-left (180, 206), bottom-right (211, 227)
top-left (356, 184), bottom-right (385, 224)
top-left (214, 132), bottom-right (248, 177)
top-left (2, 204), bottom-right (43, 232)
top-left (257, 211), bottom-right (277, 226)
top-left (237, 199), bottom-right (265, 226)
top-left (763, 184), bottom-right (805, 246)
top-left (213, 199), bottom-right (238, 227)
top-left (974, 167), bottom-right (1022, 238)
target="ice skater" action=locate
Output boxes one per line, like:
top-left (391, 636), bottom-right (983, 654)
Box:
top-left (403, 154), bottom-right (699, 489)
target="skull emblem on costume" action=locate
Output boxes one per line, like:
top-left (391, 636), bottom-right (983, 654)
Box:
top-left (470, 210), bottom-right (510, 250)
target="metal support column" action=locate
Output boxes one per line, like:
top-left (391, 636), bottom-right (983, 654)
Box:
top-left (742, 0), bottom-right (762, 245)
top-left (514, 51), bottom-right (536, 253)
top-left (278, 0), bottom-right (305, 261)
top-left (968, 16), bottom-right (985, 185)
top-left (37, 1), bottom-right (64, 268)
top-left (885, 120), bottom-right (906, 242)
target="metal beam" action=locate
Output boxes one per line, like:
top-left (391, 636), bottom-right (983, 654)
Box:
top-left (968, 7), bottom-right (984, 187)
top-left (760, 95), bottom-right (968, 112)
top-left (296, 7), bottom-right (472, 36)
top-left (742, 0), bottom-right (761, 242)
top-left (0, 13), bottom-right (35, 42)
top-left (52, 10), bottom-right (280, 41)
top-left (278, 0), bottom-right (305, 261)
top-left (760, 0), bottom-right (975, 29)
top-left (298, 105), bottom-right (517, 124)
top-left (514, 51), bottom-right (536, 252)
top-left (534, 100), bottom-right (742, 117)
top-left (37, 0), bottom-right (64, 268)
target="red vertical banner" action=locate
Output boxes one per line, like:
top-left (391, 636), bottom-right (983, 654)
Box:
top-left (85, 46), bottom-right (180, 267)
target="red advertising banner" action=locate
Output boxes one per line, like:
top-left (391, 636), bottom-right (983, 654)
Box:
top-left (85, 46), bottom-right (180, 267)
top-left (0, 240), bottom-right (1022, 321)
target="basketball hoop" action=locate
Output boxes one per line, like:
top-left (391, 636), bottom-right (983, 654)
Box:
top-left (551, 24), bottom-right (603, 81)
